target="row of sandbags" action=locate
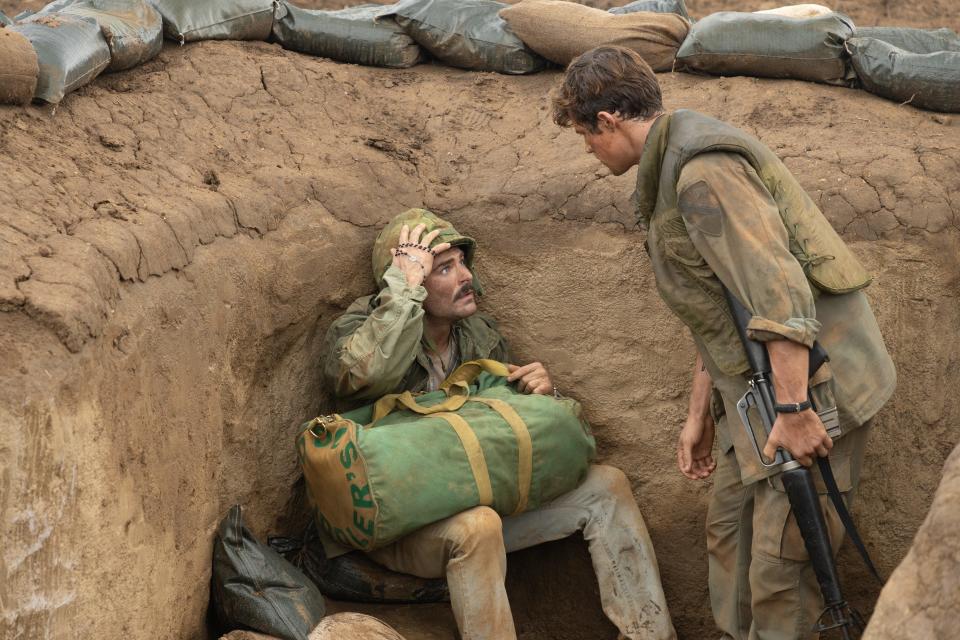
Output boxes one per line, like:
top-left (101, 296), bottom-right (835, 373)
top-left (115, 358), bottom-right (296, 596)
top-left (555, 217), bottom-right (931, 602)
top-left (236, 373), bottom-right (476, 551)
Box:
top-left (1, 0), bottom-right (957, 113)
top-left (670, 11), bottom-right (960, 112)
top-left (272, 0), bottom-right (959, 112)
top-left (497, 0), bottom-right (959, 112)
top-left (1, 0), bottom-right (164, 103)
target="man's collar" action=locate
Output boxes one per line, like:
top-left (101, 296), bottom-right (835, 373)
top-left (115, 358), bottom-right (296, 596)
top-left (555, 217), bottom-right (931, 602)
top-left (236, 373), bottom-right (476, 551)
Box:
top-left (631, 113), bottom-right (672, 228)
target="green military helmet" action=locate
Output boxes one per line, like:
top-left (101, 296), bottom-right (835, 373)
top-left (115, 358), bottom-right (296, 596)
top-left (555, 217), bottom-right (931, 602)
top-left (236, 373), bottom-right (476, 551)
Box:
top-left (372, 208), bottom-right (481, 292)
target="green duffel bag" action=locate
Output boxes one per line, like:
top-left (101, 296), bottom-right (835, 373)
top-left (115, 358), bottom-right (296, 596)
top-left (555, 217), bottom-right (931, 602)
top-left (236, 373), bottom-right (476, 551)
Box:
top-left (297, 360), bottom-right (596, 551)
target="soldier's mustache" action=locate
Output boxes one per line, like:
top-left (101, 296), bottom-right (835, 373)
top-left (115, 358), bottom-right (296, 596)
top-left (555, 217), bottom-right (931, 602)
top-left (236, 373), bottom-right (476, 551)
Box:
top-left (454, 284), bottom-right (474, 300)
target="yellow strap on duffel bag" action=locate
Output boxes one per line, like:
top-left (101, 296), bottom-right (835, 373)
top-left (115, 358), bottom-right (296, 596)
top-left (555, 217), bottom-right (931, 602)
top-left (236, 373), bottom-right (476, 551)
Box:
top-left (298, 360), bottom-right (591, 549)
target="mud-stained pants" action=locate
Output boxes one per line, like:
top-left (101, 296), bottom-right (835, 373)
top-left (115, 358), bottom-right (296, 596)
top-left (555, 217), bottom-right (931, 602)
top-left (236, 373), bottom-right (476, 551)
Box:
top-left (368, 464), bottom-right (676, 640)
top-left (707, 424), bottom-right (871, 640)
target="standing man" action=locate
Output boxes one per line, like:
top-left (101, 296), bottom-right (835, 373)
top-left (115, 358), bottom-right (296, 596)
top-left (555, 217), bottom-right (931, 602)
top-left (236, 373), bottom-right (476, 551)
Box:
top-left (320, 207), bottom-right (676, 640)
top-left (551, 46), bottom-right (895, 639)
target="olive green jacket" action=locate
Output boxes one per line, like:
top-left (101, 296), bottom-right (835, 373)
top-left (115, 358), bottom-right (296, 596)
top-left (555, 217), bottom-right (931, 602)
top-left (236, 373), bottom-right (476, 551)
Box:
top-left (321, 265), bottom-right (511, 412)
top-left (635, 110), bottom-right (896, 484)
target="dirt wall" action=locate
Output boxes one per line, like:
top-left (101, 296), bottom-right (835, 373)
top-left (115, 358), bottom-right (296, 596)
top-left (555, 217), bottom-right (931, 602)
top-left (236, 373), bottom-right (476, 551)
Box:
top-left (863, 441), bottom-right (960, 640)
top-left (1, 10), bottom-right (959, 640)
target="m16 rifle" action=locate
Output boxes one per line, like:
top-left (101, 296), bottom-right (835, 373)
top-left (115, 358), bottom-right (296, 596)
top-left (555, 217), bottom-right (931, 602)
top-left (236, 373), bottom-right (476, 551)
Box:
top-left (723, 287), bottom-right (874, 639)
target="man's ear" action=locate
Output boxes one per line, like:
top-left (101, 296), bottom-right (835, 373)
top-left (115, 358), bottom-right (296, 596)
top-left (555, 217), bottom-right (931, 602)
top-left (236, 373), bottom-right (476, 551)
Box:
top-left (596, 111), bottom-right (619, 132)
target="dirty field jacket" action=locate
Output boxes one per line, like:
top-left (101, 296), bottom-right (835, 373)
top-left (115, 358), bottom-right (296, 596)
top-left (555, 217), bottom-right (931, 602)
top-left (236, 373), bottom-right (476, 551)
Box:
top-left (634, 110), bottom-right (896, 485)
top-left (321, 265), bottom-right (511, 412)
top-left (317, 265), bottom-right (510, 557)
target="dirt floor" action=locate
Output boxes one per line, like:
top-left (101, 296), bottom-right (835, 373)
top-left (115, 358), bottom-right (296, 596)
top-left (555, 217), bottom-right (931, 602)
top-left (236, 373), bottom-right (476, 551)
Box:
top-left (1, 1), bottom-right (958, 639)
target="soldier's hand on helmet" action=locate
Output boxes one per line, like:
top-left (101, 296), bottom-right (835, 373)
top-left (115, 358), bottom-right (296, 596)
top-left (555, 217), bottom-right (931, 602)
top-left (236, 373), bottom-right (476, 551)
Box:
top-left (391, 224), bottom-right (451, 288)
top-left (507, 362), bottom-right (553, 395)
top-left (677, 413), bottom-right (717, 480)
top-left (763, 410), bottom-right (833, 468)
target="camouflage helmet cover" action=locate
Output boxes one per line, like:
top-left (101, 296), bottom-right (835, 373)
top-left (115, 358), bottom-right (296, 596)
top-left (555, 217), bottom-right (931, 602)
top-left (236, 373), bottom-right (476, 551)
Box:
top-left (372, 208), bottom-right (478, 288)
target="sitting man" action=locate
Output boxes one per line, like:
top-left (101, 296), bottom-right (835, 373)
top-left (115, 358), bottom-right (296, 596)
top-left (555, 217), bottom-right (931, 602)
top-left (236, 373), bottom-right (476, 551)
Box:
top-left (319, 208), bottom-right (675, 640)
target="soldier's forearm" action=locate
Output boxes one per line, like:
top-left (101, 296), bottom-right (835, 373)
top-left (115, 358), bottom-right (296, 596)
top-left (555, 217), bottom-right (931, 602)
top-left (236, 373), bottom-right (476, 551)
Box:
top-left (767, 339), bottom-right (811, 405)
top-left (686, 353), bottom-right (713, 421)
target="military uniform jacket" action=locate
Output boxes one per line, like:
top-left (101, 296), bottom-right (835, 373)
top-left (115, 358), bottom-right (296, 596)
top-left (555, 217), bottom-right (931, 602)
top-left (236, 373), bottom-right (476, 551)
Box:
top-left (634, 110), bottom-right (896, 485)
top-left (321, 265), bottom-right (511, 412)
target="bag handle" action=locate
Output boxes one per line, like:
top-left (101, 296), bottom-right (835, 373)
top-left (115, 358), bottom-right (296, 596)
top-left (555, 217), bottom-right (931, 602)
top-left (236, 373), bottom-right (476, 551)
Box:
top-left (370, 360), bottom-right (511, 423)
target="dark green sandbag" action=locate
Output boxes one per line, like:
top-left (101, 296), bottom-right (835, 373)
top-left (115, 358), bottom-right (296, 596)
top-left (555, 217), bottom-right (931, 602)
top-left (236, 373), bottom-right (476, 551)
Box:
top-left (609, 0), bottom-right (690, 20)
top-left (269, 520), bottom-right (450, 604)
top-left (847, 37), bottom-right (960, 113)
top-left (852, 26), bottom-right (960, 53)
top-left (211, 505), bottom-right (326, 640)
top-left (10, 13), bottom-right (111, 103)
top-left (675, 11), bottom-right (855, 85)
top-left (38, 0), bottom-right (163, 71)
top-left (147, 0), bottom-right (273, 43)
top-left (272, 1), bottom-right (424, 69)
top-left (382, 0), bottom-right (547, 74)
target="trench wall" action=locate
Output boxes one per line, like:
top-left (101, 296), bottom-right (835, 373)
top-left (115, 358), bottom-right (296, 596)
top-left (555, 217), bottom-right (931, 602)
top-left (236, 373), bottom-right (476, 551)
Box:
top-left (1, 39), bottom-right (959, 639)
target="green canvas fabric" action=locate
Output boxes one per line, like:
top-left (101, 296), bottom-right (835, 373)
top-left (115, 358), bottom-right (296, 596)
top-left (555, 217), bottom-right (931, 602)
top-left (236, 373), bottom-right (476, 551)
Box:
top-left (382, 0), bottom-right (547, 74)
top-left (211, 506), bottom-right (326, 640)
top-left (38, 0), bottom-right (163, 71)
top-left (147, 0), bottom-right (273, 43)
top-left (675, 11), bottom-right (855, 85)
top-left (298, 366), bottom-right (596, 550)
top-left (272, 1), bottom-right (424, 69)
top-left (848, 36), bottom-right (960, 113)
top-left (852, 26), bottom-right (960, 53)
top-left (10, 13), bottom-right (111, 104)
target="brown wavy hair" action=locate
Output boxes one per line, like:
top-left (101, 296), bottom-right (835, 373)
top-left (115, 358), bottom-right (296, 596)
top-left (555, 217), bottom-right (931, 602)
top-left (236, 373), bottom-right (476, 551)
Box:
top-left (552, 46), bottom-right (663, 133)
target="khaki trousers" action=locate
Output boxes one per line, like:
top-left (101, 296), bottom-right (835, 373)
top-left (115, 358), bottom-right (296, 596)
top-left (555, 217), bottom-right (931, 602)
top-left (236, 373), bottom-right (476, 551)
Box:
top-left (368, 465), bottom-right (676, 640)
top-left (706, 425), bottom-right (870, 640)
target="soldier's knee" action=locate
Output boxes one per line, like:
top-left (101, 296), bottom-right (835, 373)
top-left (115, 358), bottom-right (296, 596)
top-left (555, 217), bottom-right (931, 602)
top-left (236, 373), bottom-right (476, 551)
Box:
top-left (588, 464), bottom-right (632, 496)
top-left (446, 506), bottom-right (504, 552)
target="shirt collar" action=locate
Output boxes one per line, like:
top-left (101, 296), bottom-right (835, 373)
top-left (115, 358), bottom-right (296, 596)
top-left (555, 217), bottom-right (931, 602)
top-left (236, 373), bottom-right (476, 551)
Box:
top-left (631, 113), bottom-right (672, 228)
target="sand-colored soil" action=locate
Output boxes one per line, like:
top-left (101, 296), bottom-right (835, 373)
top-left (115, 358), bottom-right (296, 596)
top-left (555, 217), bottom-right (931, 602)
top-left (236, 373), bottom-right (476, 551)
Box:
top-left (1, 1), bottom-right (958, 639)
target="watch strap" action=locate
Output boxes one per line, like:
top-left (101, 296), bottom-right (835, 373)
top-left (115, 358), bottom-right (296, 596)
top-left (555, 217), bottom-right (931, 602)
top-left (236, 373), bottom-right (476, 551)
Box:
top-left (774, 399), bottom-right (813, 414)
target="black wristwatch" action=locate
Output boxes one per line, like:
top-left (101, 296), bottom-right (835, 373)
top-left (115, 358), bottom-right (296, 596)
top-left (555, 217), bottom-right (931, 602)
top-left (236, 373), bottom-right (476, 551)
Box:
top-left (774, 399), bottom-right (813, 414)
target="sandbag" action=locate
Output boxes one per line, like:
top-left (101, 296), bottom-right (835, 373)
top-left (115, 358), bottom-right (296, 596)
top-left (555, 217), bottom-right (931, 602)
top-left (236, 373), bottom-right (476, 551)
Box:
top-left (847, 37), bottom-right (960, 113)
top-left (312, 613), bottom-right (405, 640)
top-left (10, 13), bottom-right (111, 103)
top-left (675, 11), bottom-right (855, 85)
top-left (147, 0), bottom-right (273, 43)
top-left (212, 505), bottom-right (326, 640)
top-left (382, 0), bottom-right (547, 74)
top-left (220, 614), bottom-right (407, 640)
top-left (38, 0), bottom-right (163, 71)
top-left (1, 10), bottom-right (12, 25)
top-left (753, 3), bottom-right (833, 19)
top-left (272, 1), bottom-right (424, 69)
top-left (298, 360), bottom-right (596, 551)
top-left (609, 0), bottom-right (690, 20)
top-left (500, 0), bottom-right (690, 71)
top-left (0, 28), bottom-right (39, 104)
top-left (852, 26), bottom-right (960, 53)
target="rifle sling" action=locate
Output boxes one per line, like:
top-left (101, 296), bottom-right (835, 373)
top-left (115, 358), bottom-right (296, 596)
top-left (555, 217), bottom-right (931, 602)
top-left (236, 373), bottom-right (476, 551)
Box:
top-left (817, 455), bottom-right (883, 584)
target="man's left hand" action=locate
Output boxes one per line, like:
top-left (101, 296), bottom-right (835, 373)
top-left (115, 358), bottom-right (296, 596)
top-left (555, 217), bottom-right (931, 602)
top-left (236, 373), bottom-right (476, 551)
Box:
top-left (762, 410), bottom-right (833, 467)
top-left (507, 362), bottom-right (553, 395)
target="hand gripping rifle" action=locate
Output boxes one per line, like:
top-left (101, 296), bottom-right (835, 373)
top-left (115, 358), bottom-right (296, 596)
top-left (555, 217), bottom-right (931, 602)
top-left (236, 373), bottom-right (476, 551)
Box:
top-left (723, 287), bottom-right (878, 638)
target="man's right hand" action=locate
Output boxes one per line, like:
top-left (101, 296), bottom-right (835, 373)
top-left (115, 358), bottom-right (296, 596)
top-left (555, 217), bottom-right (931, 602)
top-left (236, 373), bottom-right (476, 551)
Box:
top-left (391, 223), bottom-right (451, 288)
top-left (677, 413), bottom-right (717, 480)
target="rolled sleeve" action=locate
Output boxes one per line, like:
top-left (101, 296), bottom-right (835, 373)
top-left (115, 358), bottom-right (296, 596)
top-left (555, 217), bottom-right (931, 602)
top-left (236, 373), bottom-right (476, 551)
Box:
top-left (677, 152), bottom-right (819, 347)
